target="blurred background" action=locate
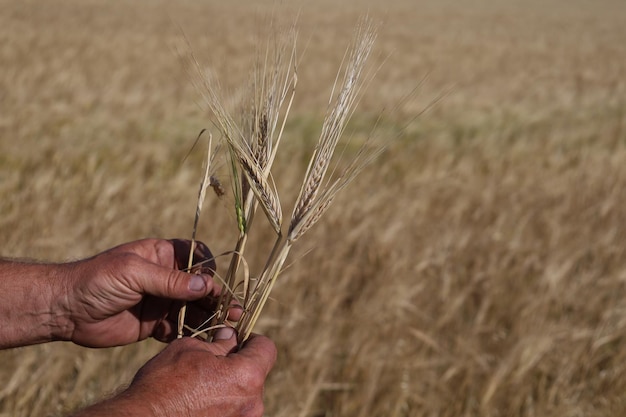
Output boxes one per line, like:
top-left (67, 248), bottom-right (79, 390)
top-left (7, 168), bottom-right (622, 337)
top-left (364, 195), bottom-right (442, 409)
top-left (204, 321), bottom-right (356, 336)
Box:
top-left (1, 0), bottom-right (626, 416)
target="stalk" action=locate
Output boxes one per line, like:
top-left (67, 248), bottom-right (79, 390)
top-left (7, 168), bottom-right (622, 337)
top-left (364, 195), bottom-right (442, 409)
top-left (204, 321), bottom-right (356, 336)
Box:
top-left (178, 133), bottom-right (213, 338)
top-left (236, 235), bottom-right (291, 344)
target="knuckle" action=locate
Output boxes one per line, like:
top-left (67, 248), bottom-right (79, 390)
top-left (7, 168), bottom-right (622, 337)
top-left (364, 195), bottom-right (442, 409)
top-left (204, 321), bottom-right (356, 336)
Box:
top-left (153, 239), bottom-right (175, 263)
top-left (164, 269), bottom-right (185, 294)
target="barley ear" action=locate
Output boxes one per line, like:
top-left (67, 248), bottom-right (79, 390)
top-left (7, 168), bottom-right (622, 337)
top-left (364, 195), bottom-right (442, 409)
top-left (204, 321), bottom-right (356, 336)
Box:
top-left (289, 19), bottom-right (377, 241)
top-left (231, 141), bottom-right (283, 234)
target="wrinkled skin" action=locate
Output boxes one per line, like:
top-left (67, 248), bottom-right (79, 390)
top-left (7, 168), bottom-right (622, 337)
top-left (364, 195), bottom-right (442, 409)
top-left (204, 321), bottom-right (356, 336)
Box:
top-left (61, 238), bottom-right (226, 347)
top-left (74, 333), bottom-right (277, 417)
top-left (61, 239), bottom-right (276, 417)
top-left (0, 238), bottom-right (276, 416)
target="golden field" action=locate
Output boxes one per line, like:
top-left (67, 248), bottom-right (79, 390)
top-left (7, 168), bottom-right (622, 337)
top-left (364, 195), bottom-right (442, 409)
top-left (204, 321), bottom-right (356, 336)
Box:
top-left (1, 0), bottom-right (626, 416)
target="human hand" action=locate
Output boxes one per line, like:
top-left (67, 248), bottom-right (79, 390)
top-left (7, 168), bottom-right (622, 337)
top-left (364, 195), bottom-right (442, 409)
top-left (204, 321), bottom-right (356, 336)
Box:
top-left (73, 331), bottom-right (277, 417)
top-left (58, 238), bottom-right (223, 347)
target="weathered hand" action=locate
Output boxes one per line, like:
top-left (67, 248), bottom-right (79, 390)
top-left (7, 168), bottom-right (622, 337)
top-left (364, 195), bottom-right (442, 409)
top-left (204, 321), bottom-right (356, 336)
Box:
top-left (73, 332), bottom-right (277, 417)
top-left (61, 238), bottom-right (220, 347)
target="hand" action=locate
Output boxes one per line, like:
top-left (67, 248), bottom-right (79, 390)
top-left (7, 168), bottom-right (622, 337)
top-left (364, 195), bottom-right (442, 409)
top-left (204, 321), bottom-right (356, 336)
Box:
top-left (73, 331), bottom-right (277, 417)
top-left (60, 238), bottom-right (222, 347)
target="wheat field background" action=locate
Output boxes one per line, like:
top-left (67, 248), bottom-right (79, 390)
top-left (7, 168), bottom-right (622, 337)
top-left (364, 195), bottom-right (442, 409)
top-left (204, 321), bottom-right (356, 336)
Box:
top-left (1, 0), bottom-right (626, 416)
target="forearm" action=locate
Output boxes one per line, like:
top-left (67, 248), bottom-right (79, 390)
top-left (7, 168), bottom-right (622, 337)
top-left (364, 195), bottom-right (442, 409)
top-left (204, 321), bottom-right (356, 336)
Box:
top-left (0, 259), bottom-right (73, 348)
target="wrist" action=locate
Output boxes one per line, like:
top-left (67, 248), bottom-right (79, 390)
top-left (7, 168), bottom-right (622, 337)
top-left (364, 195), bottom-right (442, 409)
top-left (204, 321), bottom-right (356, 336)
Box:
top-left (47, 261), bottom-right (77, 342)
top-left (0, 259), bottom-right (74, 348)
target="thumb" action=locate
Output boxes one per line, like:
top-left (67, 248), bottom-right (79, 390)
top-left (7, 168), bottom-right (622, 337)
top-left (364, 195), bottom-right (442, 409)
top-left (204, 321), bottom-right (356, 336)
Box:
top-left (233, 334), bottom-right (277, 376)
top-left (128, 260), bottom-right (215, 301)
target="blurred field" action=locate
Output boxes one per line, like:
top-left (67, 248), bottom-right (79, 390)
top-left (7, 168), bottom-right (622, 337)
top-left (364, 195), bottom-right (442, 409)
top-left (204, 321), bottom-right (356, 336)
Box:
top-left (1, 0), bottom-right (626, 416)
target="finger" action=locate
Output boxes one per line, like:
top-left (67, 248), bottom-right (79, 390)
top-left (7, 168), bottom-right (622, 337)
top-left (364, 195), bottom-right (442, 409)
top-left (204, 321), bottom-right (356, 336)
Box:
top-left (234, 334), bottom-right (277, 377)
top-left (169, 239), bottom-right (216, 275)
top-left (182, 300), bottom-right (216, 332)
top-left (201, 328), bottom-right (238, 356)
top-left (186, 295), bottom-right (241, 321)
top-left (128, 260), bottom-right (216, 301)
top-left (227, 303), bottom-right (243, 322)
top-left (137, 295), bottom-right (177, 341)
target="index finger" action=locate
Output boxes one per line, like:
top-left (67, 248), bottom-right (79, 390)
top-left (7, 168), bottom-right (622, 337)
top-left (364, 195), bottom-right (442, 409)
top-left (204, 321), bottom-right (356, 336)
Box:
top-left (170, 239), bottom-right (216, 275)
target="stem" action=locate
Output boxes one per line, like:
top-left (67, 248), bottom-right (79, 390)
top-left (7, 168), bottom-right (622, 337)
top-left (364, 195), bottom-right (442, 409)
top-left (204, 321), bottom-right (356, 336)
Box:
top-left (178, 134), bottom-right (212, 338)
top-left (176, 242), bottom-right (195, 339)
top-left (237, 236), bottom-right (291, 344)
top-left (207, 193), bottom-right (259, 341)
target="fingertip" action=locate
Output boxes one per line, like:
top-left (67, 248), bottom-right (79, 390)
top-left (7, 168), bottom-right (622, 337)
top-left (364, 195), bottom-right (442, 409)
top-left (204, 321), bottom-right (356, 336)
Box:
top-left (227, 304), bottom-right (243, 321)
top-left (184, 273), bottom-right (219, 300)
top-left (214, 326), bottom-right (236, 341)
top-left (205, 330), bottom-right (238, 355)
top-left (188, 274), bottom-right (208, 292)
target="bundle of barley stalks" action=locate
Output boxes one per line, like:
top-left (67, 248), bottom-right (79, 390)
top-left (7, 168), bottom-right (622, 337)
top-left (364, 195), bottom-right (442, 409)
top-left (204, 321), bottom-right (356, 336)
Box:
top-left (176, 18), bottom-right (383, 344)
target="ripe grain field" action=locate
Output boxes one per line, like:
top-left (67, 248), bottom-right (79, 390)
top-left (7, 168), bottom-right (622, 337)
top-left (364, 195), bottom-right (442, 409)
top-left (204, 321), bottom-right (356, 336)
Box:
top-left (1, 0), bottom-right (626, 416)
